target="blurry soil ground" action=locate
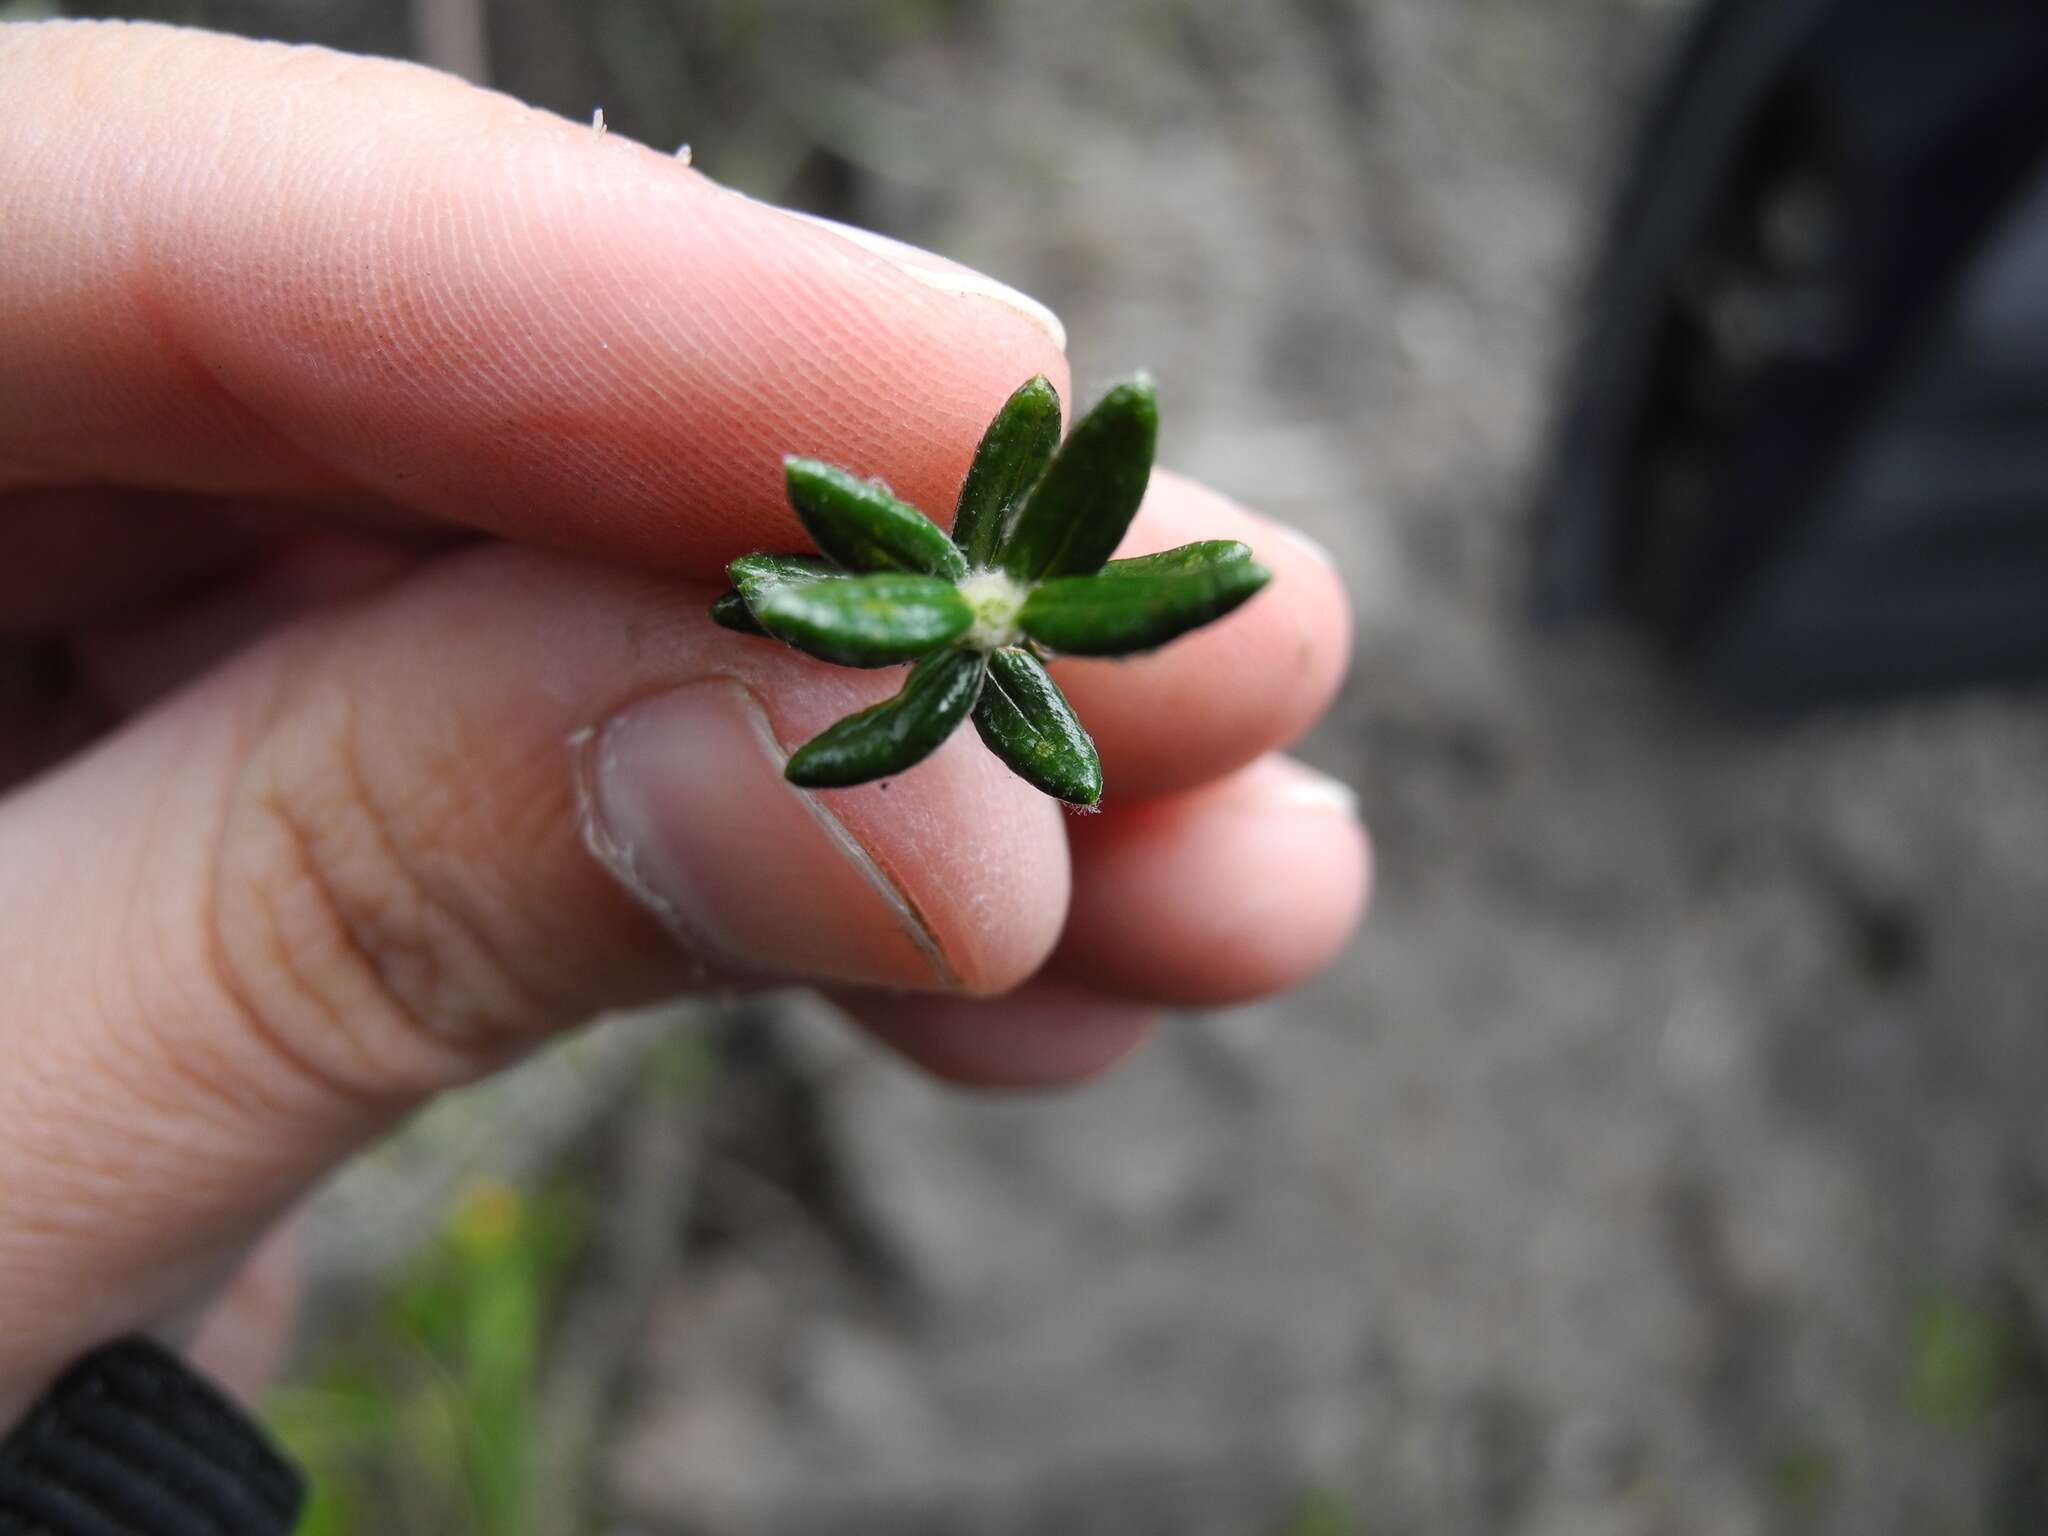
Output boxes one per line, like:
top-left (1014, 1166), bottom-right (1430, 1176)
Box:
top-left (84, 0), bottom-right (2048, 1529)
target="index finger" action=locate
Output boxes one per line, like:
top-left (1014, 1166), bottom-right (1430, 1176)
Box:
top-left (0, 20), bottom-right (1068, 577)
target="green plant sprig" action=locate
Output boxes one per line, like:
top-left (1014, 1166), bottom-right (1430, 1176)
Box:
top-left (709, 374), bottom-right (1270, 806)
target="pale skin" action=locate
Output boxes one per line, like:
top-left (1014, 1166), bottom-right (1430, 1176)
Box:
top-left (0, 20), bottom-right (1369, 1427)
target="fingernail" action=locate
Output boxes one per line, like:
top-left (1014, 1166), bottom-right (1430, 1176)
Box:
top-left (577, 681), bottom-right (954, 990)
top-left (1201, 758), bottom-right (1362, 822)
top-left (1277, 521), bottom-right (1340, 572)
top-left (778, 209), bottom-right (1067, 353)
top-left (1267, 759), bottom-right (1362, 818)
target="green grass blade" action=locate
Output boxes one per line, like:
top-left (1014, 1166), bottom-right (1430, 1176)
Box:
top-left (952, 374), bottom-right (1062, 566)
top-left (972, 648), bottom-right (1101, 805)
top-left (998, 377), bottom-right (1157, 582)
top-left (1018, 541), bottom-right (1269, 656)
top-left (754, 572), bottom-right (972, 667)
top-left (786, 649), bottom-right (988, 788)
top-left (785, 458), bottom-right (968, 579)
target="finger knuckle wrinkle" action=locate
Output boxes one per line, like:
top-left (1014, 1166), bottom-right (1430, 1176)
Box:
top-left (209, 698), bottom-right (537, 1094)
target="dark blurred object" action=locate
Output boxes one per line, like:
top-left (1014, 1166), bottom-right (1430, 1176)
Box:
top-left (1538, 0), bottom-right (2048, 706)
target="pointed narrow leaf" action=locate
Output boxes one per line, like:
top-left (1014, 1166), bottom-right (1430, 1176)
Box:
top-left (952, 374), bottom-right (1062, 567)
top-left (785, 458), bottom-right (967, 579)
top-left (709, 588), bottom-right (769, 636)
top-left (786, 650), bottom-right (988, 789)
top-left (998, 377), bottom-right (1157, 582)
top-left (719, 554), bottom-right (842, 635)
top-left (1093, 539), bottom-right (1257, 580)
top-left (973, 648), bottom-right (1101, 805)
top-left (1018, 542), bottom-right (1270, 656)
top-left (727, 553), bottom-right (844, 607)
top-left (754, 572), bottom-right (972, 667)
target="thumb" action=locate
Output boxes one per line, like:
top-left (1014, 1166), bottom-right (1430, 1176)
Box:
top-left (0, 545), bottom-right (1068, 1418)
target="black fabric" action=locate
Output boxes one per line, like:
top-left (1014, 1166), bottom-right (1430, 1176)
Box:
top-left (0, 1338), bottom-right (303, 1535)
top-left (1534, 0), bottom-right (2048, 706)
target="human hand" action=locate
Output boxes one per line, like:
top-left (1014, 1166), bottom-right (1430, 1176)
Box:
top-left (0, 20), bottom-right (1367, 1422)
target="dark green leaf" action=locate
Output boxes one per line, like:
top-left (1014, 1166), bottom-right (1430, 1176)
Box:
top-left (709, 588), bottom-right (768, 636)
top-left (753, 572), bottom-right (972, 668)
top-left (718, 554), bottom-right (843, 638)
top-left (786, 650), bottom-right (988, 789)
top-left (999, 377), bottom-right (1157, 582)
top-left (973, 648), bottom-right (1101, 805)
top-left (952, 374), bottom-right (1062, 567)
top-left (1093, 539), bottom-right (1256, 580)
top-left (727, 553), bottom-right (844, 609)
top-left (785, 458), bottom-right (967, 579)
top-left (1018, 541), bottom-right (1270, 656)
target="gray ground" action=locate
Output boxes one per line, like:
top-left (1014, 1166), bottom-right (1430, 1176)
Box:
top-left (281, 0), bottom-right (2048, 1531)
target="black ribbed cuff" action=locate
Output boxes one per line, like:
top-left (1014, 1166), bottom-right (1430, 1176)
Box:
top-left (0, 1337), bottom-right (304, 1535)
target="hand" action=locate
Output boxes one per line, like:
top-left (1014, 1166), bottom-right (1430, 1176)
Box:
top-left (0, 19), bottom-right (1367, 1423)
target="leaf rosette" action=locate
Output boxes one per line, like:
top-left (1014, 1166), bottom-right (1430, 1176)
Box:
top-left (709, 374), bottom-right (1271, 804)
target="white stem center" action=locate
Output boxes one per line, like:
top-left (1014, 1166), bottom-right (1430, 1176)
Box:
top-left (955, 569), bottom-right (1031, 651)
